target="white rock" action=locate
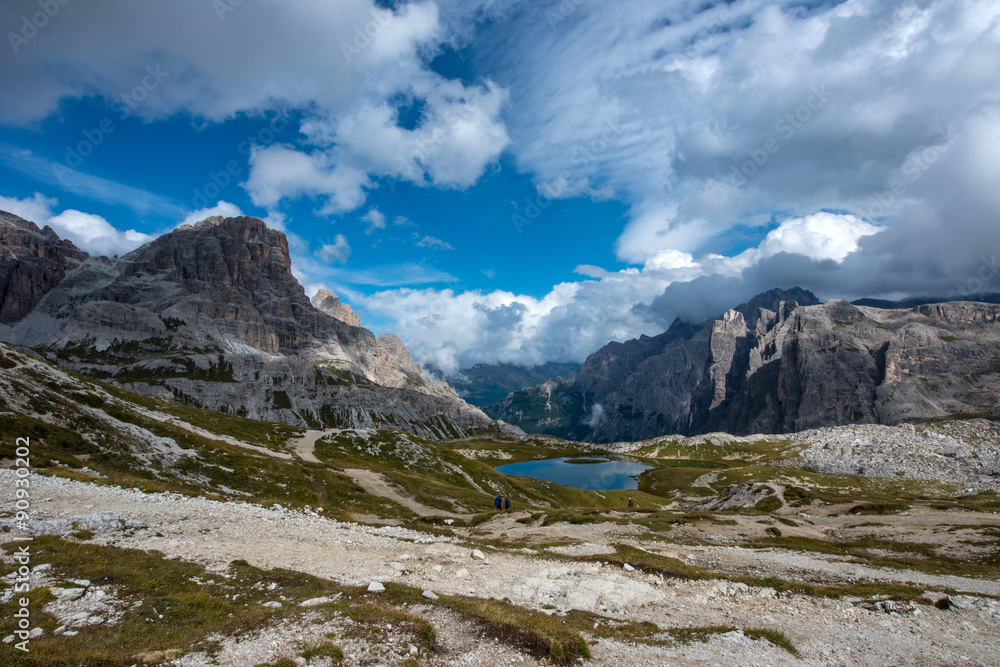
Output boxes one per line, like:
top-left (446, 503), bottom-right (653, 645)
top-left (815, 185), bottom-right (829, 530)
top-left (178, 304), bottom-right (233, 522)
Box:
top-left (431, 565), bottom-right (443, 572)
top-left (63, 630), bottom-right (78, 637)
top-left (444, 519), bottom-right (454, 525)
top-left (623, 563), bottom-right (635, 572)
top-left (50, 587), bottom-right (86, 601)
top-left (299, 596), bottom-right (335, 607)
top-left (262, 601), bottom-right (282, 608)
top-left (455, 568), bottom-right (469, 578)
top-left (71, 579), bottom-right (91, 587)
top-left (471, 550), bottom-right (486, 560)
top-left (422, 590), bottom-right (439, 600)
top-left (28, 627), bottom-right (43, 638)
top-left (53, 626), bottom-right (66, 636)
top-left (367, 581), bottom-right (386, 593)
top-left (2, 635), bottom-right (13, 643)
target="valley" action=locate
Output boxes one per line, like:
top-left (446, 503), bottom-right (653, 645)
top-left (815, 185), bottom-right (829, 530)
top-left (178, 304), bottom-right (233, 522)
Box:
top-left (2, 342), bottom-right (999, 665)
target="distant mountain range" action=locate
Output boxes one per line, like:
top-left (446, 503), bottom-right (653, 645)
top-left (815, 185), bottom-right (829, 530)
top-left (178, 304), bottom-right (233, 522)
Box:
top-left (485, 288), bottom-right (1000, 442)
top-left (0, 211), bottom-right (501, 439)
top-left (430, 362), bottom-right (580, 406)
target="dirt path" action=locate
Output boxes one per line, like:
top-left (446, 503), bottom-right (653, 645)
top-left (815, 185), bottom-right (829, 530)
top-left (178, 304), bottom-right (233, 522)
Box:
top-left (344, 468), bottom-right (470, 518)
top-left (288, 430), bottom-right (324, 464)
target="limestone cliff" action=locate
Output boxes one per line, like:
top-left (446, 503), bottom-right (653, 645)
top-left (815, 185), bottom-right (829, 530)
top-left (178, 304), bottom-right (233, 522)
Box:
top-left (0, 211), bottom-right (497, 438)
top-left (486, 289), bottom-right (1000, 442)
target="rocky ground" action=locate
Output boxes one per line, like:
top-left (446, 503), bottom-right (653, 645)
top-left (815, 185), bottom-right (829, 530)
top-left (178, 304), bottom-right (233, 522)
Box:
top-left (3, 470), bottom-right (999, 666)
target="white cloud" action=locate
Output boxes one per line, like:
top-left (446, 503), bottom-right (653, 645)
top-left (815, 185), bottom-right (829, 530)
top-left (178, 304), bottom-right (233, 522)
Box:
top-left (0, 192), bottom-right (154, 256)
top-left (179, 201), bottom-right (243, 228)
top-left (245, 145), bottom-right (370, 214)
top-left (415, 235), bottom-right (454, 250)
top-left (485, 0), bottom-right (1000, 266)
top-left (316, 234), bottom-right (352, 264)
top-left (0, 192), bottom-right (56, 226)
top-left (0, 0), bottom-right (509, 218)
top-left (48, 210), bottom-right (154, 257)
top-left (362, 208), bottom-right (386, 234)
top-left (359, 210), bottom-right (887, 372)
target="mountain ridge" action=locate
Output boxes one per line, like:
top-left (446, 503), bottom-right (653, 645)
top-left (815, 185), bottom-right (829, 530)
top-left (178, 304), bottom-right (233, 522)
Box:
top-left (486, 288), bottom-right (1000, 442)
top-left (0, 211), bottom-right (502, 439)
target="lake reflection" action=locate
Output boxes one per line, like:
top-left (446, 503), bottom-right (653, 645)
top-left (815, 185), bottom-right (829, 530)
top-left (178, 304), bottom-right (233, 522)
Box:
top-left (494, 456), bottom-right (653, 491)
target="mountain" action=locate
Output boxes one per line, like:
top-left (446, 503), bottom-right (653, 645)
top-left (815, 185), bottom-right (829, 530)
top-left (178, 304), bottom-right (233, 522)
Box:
top-left (0, 211), bottom-right (501, 439)
top-left (485, 288), bottom-right (1000, 442)
top-left (430, 361), bottom-right (581, 406)
top-left (852, 293), bottom-right (1000, 309)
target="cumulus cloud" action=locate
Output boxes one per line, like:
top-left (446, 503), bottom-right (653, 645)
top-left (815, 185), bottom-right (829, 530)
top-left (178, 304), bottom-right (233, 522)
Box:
top-left (0, 192), bottom-right (56, 226)
top-left (179, 201), bottom-right (243, 228)
top-left (317, 234), bottom-right (352, 264)
top-left (245, 145), bottom-right (371, 214)
top-left (484, 0), bottom-right (1000, 272)
top-left (359, 212), bottom-right (889, 372)
top-left (0, 0), bottom-right (509, 217)
top-left (0, 192), bottom-right (153, 256)
top-left (362, 209), bottom-right (386, 234)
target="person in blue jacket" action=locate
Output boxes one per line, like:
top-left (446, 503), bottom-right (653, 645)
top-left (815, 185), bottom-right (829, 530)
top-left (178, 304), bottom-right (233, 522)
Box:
top-left (495, 495), bottom-right (502, 510)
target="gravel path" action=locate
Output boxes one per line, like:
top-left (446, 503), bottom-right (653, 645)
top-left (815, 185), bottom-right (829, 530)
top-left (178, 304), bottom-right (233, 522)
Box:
top-left (344, 468), bottom-right (469, 518)
top-left (3, 470), bottom-right (1000, 666)
top-left (288, 430), bottom-right (324, 464)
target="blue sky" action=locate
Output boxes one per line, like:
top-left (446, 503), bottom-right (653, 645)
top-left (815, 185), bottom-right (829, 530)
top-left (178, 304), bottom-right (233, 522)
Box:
top-left (2, 0), bottom-right (999, 372)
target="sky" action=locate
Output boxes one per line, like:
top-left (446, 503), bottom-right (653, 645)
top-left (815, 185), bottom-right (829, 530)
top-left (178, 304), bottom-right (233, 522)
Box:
top-left (1, 0), bottom-right (999, 374)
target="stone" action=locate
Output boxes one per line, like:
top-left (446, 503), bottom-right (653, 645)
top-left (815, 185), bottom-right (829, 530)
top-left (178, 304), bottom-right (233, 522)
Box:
top-left (299, 596), bottom-right (336, 607)
top-left (261, 601), bottom-right (282, 608)
top-left (367, 581), bottom-right (386, 593)
top-left (623, 563), bottom-right (635, 572)
top-left (455, 568), bottom-right (469, 578)
top-left (471, 550), bottom-right (486, 560)
top-left (49, 587), bottom-right (86, 601)
top-left (28, 628), bottom-right (43, 638)
top-left (422, 590), bottom-right (439, 600)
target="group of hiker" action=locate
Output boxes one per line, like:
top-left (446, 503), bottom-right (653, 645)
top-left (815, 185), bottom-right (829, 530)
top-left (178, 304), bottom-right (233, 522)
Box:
top-left (494, 495), bottom-right (511, 511)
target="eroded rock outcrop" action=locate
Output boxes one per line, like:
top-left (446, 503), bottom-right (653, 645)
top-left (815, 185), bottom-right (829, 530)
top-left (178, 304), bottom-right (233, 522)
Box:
top-left (0, 211), bottom-right (496, 438)
top-left (488, 289), bottom-right (1000, 442)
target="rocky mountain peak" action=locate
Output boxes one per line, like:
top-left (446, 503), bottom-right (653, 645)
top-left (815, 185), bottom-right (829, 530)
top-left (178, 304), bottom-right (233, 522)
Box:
top-left (0, 211), bottom-right (497, 438)
top-left (311, 289), bottom-right (362, 328)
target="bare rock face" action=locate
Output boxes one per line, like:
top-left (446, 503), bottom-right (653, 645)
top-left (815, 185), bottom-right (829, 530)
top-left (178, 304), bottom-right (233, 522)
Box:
top-left (0, 211), bottom-right (87, 326)
top-left (311, 289), bottom-right (362, 328)
top-left (487, 289), bottom-right (1000, 442)
top-left (0, 211), bottom-right (497, 439)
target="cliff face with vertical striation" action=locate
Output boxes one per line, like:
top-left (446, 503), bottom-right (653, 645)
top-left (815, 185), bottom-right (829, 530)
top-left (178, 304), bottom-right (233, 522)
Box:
top-left (0, 212), bottom-right (501, 439)
top-left (486, 289), bottom-right (1000, 442)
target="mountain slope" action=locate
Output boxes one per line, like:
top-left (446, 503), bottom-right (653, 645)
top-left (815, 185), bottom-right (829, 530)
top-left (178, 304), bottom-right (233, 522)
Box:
top-left (486, 288), bottom-right (1000, 442)
top-left (0, 212), bottom-right (499, 439)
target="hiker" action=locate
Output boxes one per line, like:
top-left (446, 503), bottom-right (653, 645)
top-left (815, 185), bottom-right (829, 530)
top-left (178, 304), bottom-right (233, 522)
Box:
top-left (628, 497), bottom-right (634, 509)
top-left (321, 423), bottom-right (326, 430)
top-left (504, 496), bottom-right (511, 511)
top-left (495, 495), bottom-right (502, 511)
